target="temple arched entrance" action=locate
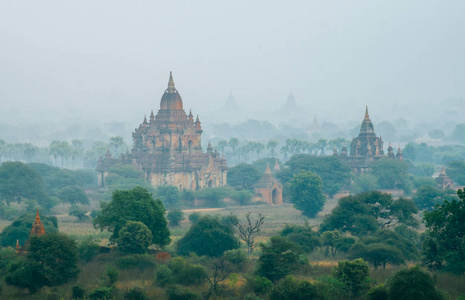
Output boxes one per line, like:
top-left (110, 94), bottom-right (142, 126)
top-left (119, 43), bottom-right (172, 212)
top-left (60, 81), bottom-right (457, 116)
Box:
top-left (272, 188), bottom-right (279, 204)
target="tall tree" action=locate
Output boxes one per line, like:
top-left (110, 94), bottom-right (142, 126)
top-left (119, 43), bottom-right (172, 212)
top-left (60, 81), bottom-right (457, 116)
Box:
top-left (277, 154), bottom-right (351, 197)
top-left (320, 191), bottom-right (418, 236)
top-left (227, 163), bottom-right (261, 190)
top-left (422, 188), bottom-right (465, 274)
top-left (0, 161), bottom-right (47, 206)
top-left (93, 186), bottom-right (170, 247)
top-left (57, 185), bottom-right (90, 205)
top-left (256, 236), bottom-right (307, 282)
top-left (385, 266), bottom-right (444, 300)
top-left (177, 215), bottom-right (239, 257)
top-left (267, 139), bottom-right (279, 157)
top-left (289, 170), bottom-right (326, 218)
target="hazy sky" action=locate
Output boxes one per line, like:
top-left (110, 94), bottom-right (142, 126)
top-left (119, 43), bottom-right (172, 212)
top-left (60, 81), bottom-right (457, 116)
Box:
top-left (1, 1), bottom-right (464, 127)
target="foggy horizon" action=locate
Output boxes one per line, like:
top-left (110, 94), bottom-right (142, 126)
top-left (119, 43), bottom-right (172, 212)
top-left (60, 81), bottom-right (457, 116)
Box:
top-left (1, 1), bottom-right (465, 144)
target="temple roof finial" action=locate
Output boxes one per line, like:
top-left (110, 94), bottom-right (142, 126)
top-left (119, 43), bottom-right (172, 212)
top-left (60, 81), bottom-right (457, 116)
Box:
top-left (365, 106), bottom-right (370, 119)
top-left (167, 71), bottom-right (176, 92)
top-left (265, 162), bottom-right (272, 174)
top-left (35, 209), bottom-right (40, 223)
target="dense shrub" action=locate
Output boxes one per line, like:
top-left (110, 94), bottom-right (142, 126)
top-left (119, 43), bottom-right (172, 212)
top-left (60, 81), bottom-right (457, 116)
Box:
top-left (117, 221), bottom-right (152, 254)
top-left (269, 275), bottom-right (318, 300)
top-left (166, 284), bottom-right (202, 300)
top-left (177, 216), bottom-right (239, 257)
top-left (124, 287), bottom-right (148, 300)
top-left (167, 209), bottom-right (184, 227)
top-left (115, 254), bottom-right (156, 270)
top-left (72, 286), bottom-right (86, 299)
top-left (168, 257), bottom-right (207, 286)
top-left (188, 212), bottom-right (201, 223)
top-left (78, 237), bottom-right (100, 263)
top-left (89, 287), bottom-right (113, 300)
top-left (156, 264), bottom-right (173, 287)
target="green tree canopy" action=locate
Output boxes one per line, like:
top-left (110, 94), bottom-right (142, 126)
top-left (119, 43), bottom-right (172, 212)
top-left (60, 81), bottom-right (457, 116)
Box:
top-left (446, 160), bottom-right (465, 185)
top-left (28, 233), bottom-right (79, 286)
top-left (195, 187), bottom-right (234, 207)
top-left (413, 185), bottom-right (457, 211)
top-left (6, 233), bottom-right (79, 293)
top-left (422, 189), bottom-right (465, 274)
top-left (0, 161), bottom-right (47, 206)
top-left (371, 158), bottom-right (411, 192)
top-left (349, 230), bottom-right (419, 269)
top-left (117, 221), bottom-right (152, 254)
top-left (320, 191), bottom-right (418, 236)
top-left (269, 275), bottom-right (318, 300)
top-left (57, 185), bottom-right (90, 205)
top-left (176, 215), bottom-right (239, 257)
top-left (289, 170), bottom-right (326, 218)
top-left (227, 163), bottom-right (262, 190)
top-left (277, 154), bottom-right (351, 197)
top-left (155, 185), bottom-right (182, 209)
top-left (321, 230), bottom-right (356, 257)
top-left (256, 236), bottom-right (307, 282)
top-left (0, 212), bottom-right (58, 247)
top-left (93, 186), bottom-right (170, 247)
top-left (385, 266), bottom-right (444, 300)
top-left (332, 259), bottom-right (370, 298)
top-left (281, 224), bottom-right (321, 254)
top-left (350, 173), bottom-right (379, 194)
top-left (167, 209), bottom-right (184, 227)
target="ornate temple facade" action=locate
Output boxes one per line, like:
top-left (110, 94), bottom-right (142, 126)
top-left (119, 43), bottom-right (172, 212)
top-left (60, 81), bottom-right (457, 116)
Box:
top-left (96, 73), bottom-right (227, 190)
top-left (337, 107), bottom-right (402, 174)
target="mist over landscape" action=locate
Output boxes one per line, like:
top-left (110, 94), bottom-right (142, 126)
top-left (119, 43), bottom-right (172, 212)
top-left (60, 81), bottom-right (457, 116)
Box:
top-left (1, 1), bottom-right (464, 147)
top-left (1, 1), bottom-right (465, 299)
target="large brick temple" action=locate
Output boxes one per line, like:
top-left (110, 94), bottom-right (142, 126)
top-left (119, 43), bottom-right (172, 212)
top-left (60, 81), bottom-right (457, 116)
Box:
top-left (97, 72), bottom-right (227, 190)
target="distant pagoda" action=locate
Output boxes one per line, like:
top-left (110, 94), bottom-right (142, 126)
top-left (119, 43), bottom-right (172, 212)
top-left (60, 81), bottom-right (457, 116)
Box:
top-left (338, 107), bottom-right (402, 174)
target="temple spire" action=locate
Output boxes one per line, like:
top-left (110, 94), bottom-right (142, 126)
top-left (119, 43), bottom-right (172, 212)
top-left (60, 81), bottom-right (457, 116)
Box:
top-left (265, 162), bottom-right (272, 174)
top-left (35, 209), bottom-right (40, 223)
top-left (167, 71), bottom-right (176, 92)
top-left (364, 106), bottom-right (370, 120)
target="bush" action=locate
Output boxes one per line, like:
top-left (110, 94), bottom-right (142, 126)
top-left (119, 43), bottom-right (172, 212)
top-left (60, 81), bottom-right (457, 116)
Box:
top-left (124, 287), bottom-right (148, 300)
top-left (367, 284), bottom-right (388, 300)
top-left (78, 236), bottom-right (100, 263)
top-left (166, 284), bottom-right (202, 300)
top-left (332, 259), bottom-right (370, 298)
top-left (115, 254), bottom-right (156, 270)
top-left (168, 257), bottom-right (207, 286)
top-left (167, 209), bottom-right (184, 227)
top-left (106, 266), bottom-right (119, 286)
top-left (72, 286), bottom-right (86, 299)
top-left (117, 221), bottom-right (152, 254)
top-left (156, 264), bottom-right (173, 287)
top-left (223, 249), bottom-right (248, 271)
top-left (247, 276), bottom-right (272, 295)
top-left (89, 287), bottom-right (113, 300)
top-left (269, 275), bottom-right (318, 300)
top-left (69, 205), bottom-right (89, 221)
top-left (188, 212), bottom-right (201, 223)
top-left (386, 266), bottom-right (444, 300)
top-left (177, 216), bottom-right (239, 257)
